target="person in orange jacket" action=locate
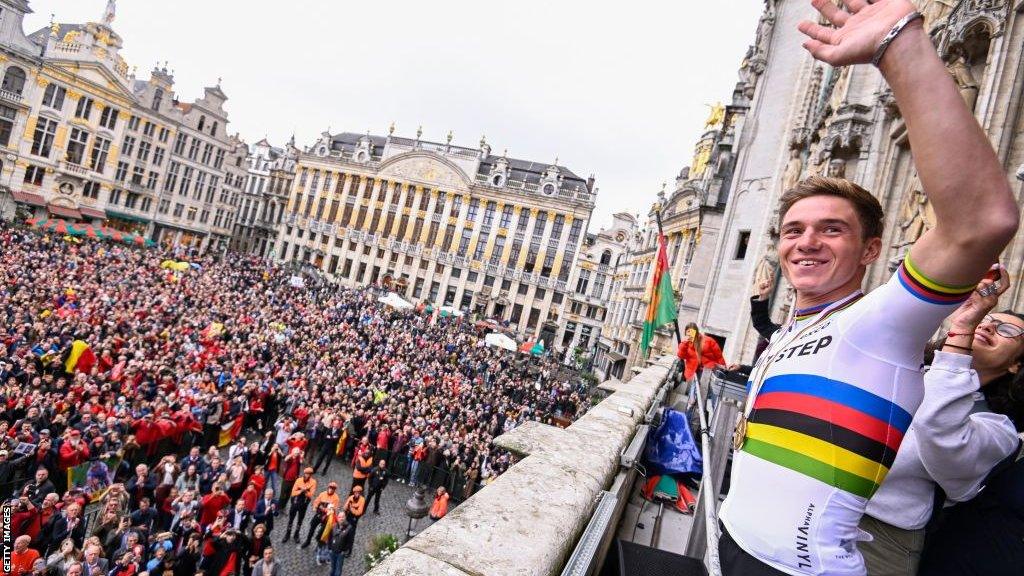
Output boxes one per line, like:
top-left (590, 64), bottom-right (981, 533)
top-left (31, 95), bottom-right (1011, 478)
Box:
top-left (676, 322), bottom-right (729, 382)
top-left (429, 487), bottom-right (449, 522)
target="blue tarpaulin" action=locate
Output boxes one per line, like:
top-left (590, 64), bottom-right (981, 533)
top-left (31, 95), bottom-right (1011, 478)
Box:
top-left (643, 408), bottom-right (703, 478)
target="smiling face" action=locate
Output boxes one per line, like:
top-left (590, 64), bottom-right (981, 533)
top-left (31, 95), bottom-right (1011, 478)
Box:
top-left (973, 313), bottom-right (1024, 377)
top-left (779, 195), bottom-right (881, 309)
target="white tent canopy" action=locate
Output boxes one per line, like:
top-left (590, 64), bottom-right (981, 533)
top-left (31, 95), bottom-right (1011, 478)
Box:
top-left (484, 332), bottom-right (518, 351)
top-left (378, 291), bottom-right (414, 310)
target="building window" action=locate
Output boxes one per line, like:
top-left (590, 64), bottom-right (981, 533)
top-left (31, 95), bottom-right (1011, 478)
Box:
top-left (108, 188), bottom-right (122, 205)
top-left (99, 106), bottom-right (119, 129)
top-left (457, 229), bottom-right (472, 255)
top-left (164, 161), bottom-right (180, 192)
top-left (173, 203), bottom-right (184, 218)
top-left (576, 269), bottom-right (591, 294)
top-left (188, 138), bottom-right (200, 160)
top-left (137, 140), bottom-right (151, 162)
top-left (600, 249), bottom-right (612, 265)
top-left (82, 181), bottom-right (100, 199)
top-left (140, 197), bottom-right (152, 212)
top-left (128, 115), bottom-right (140, 131)
top-left (491, 235), bottom-right (506, 264)
top-left (214, 149), bottom-right (225, 169)
top-left (568, 219), bottom-right (583, 245)
top-left (533, 211), bottom-right (548, 238)
top-left (30, 117), bottom-right (57, 157)
top-left (143, 121), bottom-right (155, 137)
top-left (114, 161), bottom-right (128, 182)
top-left (157, 199), bottom-right (170, 214)
top-left (152, 88), bottom-right (163, 111)
top-left (172, 132), bottom-right (186, 154)
top-left (23, 164), bottom-right (44, 186)
top-left (66, 128), bottom-right (89, 165)
top-left (1, 67), bottom-right (25, 95)
top-left (734, 231), bottom-right (751, 260)
top-left (201, 143), bottom-right (213, 165)
top-left (147, 171), bottom-right (158, 190)
top-left (132, 166), bottom-right (145, 185)
top-left (186, 206), bottom-right (197, 221)
top-left (0, 104), bottom-right (15, 147)
top-left (550, 214), bottom-right (565, 241)
top-left (152, 147), bottom-right (165, 166)
top-left (41, 84), bottom-right (65, 110)
top-left (158, 127), bottom-right (169, 143)
top-left (466, 198), bottom-right (479, 221)
top-left (500, 205), bottom-right (513, 228)
top-left (122, 136), bottom-right (136, 157)
top-left (74, 96), bottom-right (93, 120)
top-left (517, 208), bottom-right (530, 231)
top-left (124, 192), bottom-right (139, 209)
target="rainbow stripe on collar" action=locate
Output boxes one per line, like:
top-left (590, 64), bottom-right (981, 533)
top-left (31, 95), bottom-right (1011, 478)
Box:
top-left (793, 293), bottom-right (864, 323)
top-left (898, 254), bottom-right (975, 305)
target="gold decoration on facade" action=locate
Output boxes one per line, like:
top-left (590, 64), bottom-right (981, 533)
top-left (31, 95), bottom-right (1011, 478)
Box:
top-left (705, 102), bottom-right (726, 130)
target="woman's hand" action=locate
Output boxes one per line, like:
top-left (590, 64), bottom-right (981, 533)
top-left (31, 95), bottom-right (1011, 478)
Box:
top-left (799, 0), bottom-right (919, 66)
top-left (948, 264), bottom-right (1009, 332)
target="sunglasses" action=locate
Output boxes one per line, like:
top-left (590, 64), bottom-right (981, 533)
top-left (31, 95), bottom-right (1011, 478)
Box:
top-left (982, 315), bottom-right (1024, 339)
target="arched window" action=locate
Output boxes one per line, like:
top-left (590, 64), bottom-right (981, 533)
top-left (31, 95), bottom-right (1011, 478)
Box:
top-left (600, 249), bottom-right (612, 265)
top-left (198, 115), bottom-right (206, 131)
top-left (2, 67), bottom-right (26, 95)
top-left (151, 88), bottom-right (163, 111)
top-left (211, 121), bottom-right (218, 136)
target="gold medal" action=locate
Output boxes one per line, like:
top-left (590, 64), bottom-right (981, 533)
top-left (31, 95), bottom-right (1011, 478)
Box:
top-left (733, 414), bottom-right (748, 451)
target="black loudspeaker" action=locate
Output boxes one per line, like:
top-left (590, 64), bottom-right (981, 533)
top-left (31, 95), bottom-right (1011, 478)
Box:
top-left (600, 539), bottom-right (708, 576)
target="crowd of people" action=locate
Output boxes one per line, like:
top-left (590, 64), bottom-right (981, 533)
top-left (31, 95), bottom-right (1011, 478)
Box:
top-left (0, 222), bottom-right (587, 576)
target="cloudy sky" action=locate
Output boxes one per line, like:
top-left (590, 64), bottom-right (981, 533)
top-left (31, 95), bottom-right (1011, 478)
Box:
top-left (25, 0), bottom-right (764, 230)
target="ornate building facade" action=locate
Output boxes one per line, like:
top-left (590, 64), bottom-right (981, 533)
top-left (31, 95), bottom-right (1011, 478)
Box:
top-left (275, 129), bottom-right (597, 339)
top-left (0, 0), bottom-right (245, 253)
top-left (699, 0), bottom-right (1024, 364)
top-left (232, 137), bottom-right (298, 258)
top-left (569, 212), bottom-right (635, 378)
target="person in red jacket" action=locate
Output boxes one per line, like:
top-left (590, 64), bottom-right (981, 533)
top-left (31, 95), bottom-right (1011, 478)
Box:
top-left (199, 483), bottom-right (232, 527)
top-left (676, 322), bottom-right (729, 382)
top-left (57, 429), bottom-right (90, 472)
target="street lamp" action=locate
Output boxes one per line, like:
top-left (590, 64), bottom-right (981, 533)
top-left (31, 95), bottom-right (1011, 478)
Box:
top-left (404, 487), bottom-right (430, 542)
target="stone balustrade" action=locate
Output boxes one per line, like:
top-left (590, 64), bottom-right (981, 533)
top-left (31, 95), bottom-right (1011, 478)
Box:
top-left (366, 355), bottom-right (674, 576)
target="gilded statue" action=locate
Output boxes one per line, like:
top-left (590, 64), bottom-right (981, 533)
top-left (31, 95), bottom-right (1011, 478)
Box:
top-left (895, 174), bottom-right (936, 248)
top-left (913, 0), bottom-right (957, 30)
top-left (705, 102), bottom-right (726, 130)
top-left (782, 148), bottom-right (803, 192)
top-left (946, 47), bottom-right (979, 112)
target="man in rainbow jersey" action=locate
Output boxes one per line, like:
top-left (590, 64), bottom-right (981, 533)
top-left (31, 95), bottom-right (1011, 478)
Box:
top-left (718, 1), bottom-right (1020, 575)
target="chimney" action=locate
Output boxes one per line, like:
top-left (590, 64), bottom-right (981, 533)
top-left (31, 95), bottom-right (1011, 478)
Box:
top-left (586, 174), bottom-right (595, 192)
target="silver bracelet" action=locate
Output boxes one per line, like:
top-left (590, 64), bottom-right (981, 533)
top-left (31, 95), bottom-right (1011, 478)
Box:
top-left (871, 11), bottom-right (923, 68)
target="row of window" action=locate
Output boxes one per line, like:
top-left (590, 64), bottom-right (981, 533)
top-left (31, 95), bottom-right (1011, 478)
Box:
top-left (172, 132), bottom-right (225, 168)
top-left (155, 199), bottom-right (234, 229)
top-left (163, 161), bottom-right (223, 204)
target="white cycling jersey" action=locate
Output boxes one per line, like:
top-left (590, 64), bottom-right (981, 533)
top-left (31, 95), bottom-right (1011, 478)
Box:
top-left (720, 256), bottom-right (973, 576)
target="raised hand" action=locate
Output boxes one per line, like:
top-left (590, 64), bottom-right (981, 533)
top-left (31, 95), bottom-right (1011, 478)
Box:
top-left (798, 0), bottom-right (919, 66)
top-left (948, 264), bottom-right (1009, 332)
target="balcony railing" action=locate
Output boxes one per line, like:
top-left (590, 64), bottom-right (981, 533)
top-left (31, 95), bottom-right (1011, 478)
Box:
top-left (60, 161), bottom-right (88, 176)
top-left (0, 89), bottom-right (24, 105)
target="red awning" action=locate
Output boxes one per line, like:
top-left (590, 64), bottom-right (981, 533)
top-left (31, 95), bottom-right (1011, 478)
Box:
top-left (47, 204), bottom-right (82, 220)
top-left (79, 206), bottom-right (107, 219)
top-left (12, 191), bottom-right (47, 207)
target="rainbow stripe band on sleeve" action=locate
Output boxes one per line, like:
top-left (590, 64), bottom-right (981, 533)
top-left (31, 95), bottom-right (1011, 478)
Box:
top-left (897, 254), bottom-right (976, 305)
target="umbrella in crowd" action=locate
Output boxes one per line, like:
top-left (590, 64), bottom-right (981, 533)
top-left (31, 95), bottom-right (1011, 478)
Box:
top-left (484, 332), bottom-right (518, 352)
top-left (378, 291), bottom-right (415, 310)
top-left (24, 218), bottom-right (155, 247)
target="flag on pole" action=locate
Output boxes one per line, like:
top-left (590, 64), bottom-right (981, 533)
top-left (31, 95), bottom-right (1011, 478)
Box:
top-left (640, 233), bottom-right (678, 354)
